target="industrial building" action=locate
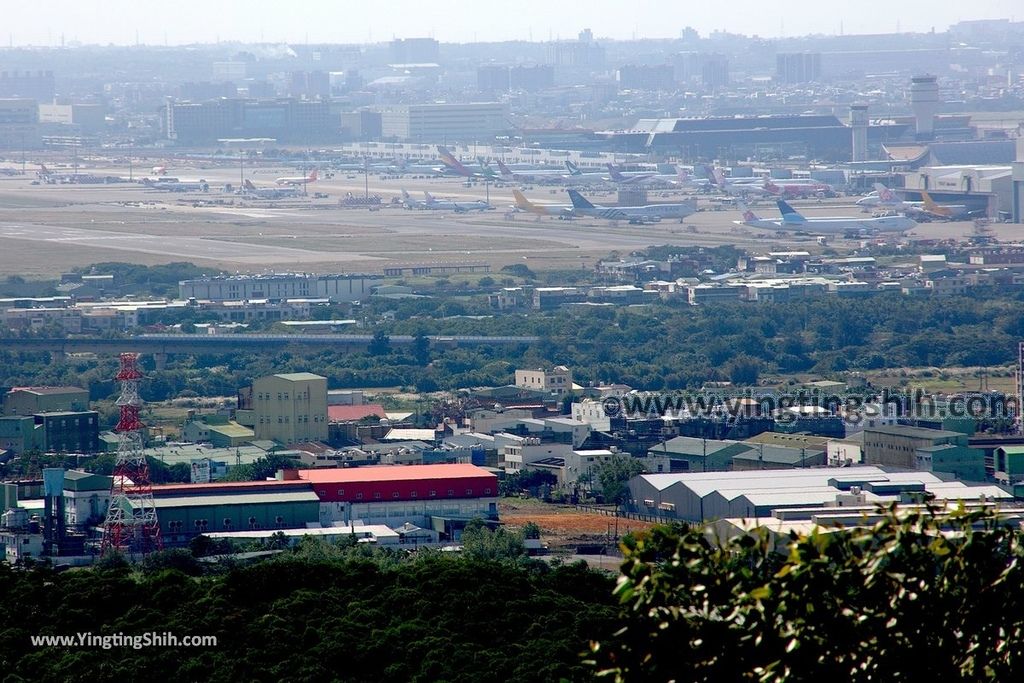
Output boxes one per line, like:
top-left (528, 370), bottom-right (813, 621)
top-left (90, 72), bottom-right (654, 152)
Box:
top-left (178, 272), bottom-right (379, 303)
top-left (515, 366), bottom-right (574, 395)
top-left (250, 373), bottom-right (328, 444)
top-left (0, 411), bottom-right (100, 454)
top-left (4, 386), bottom-right (89, 416)
top-left (374, 102), bottom-right (509, 142)
top-left (862, 425), bottom-right (976, 472)
top-left (297, 463), bottom-right (499, 533)
top-left (152, 479), bottom-right (322, 543)
top-left (626, 466), bottom-right (1011, 523)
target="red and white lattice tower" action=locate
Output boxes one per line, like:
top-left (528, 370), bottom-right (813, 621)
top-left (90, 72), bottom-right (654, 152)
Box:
top-left (101, 353), bottom-right (161, 556)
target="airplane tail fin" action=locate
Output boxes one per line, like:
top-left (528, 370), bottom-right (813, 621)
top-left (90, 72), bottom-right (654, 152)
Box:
top-left (873, 183), bottom-right (894, 201)
top-left (496, 159), bottom-right (512, 176)
top-left (566, 189), bottom-right (594, 210)
top-left (921, 191), bottom-right (937, 209)
top-left (605, 163), bottom-right (625, 181)
top-left (424, 191), bottom-right (435, 203)
top-left (737, 200), bottom-right (760, 222)
top-left (712, 168), bottom-right (728, 186)
top-left (565, 161), bottom-right (581, 175)
top-left (243, 179), bottom-right (257, 191)
top-left (777, 200), bottom-right (805, 221)
top-left (512, 189), bottom-right (532, 209)
top-left (308, 169), bottom-right (318, 182)
top-left (764, 180), bottom-right (781, 195)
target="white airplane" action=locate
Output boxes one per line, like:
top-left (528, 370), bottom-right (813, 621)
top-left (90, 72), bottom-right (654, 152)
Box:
top-left (706, 167), bottom-right (771, 196)
top-left (412, 190), bottom-right (492, 212)
top-left (856, 183), bottom-right (910, 209)
top-left (243, 179), bottom-right (299, 199)
top-left (563, 161), bottom-right (607, 181)
top-left (670, 168), bottom-right (713, 190)
top-left (494, 159), bottom-right (569, 183)
top-left (566, 189), bottom-right (697, 223)
top-left (275, 169), bottom-right (318, 186)
top-left (603, 163), bottom-right (657, 184)
top-left (774, 200), bottom-right (916, 233)
top-left (400, 189), bottom-right (428, 209)
top-left (731, 202), bottom-right (785, 230)
top-left (142, 177), bottom-right (209, 192)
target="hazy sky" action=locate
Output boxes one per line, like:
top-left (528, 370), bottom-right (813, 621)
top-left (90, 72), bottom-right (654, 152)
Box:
top-left (4, 0), bottom-right (1020, 46)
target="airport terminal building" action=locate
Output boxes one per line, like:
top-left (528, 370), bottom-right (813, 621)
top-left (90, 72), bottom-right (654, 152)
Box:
top-left (598, 115), bottom-right (908, 161)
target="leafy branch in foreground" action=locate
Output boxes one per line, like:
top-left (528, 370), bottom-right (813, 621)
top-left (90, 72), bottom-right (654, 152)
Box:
top-left (589, 505), bottom-right (1024, 682)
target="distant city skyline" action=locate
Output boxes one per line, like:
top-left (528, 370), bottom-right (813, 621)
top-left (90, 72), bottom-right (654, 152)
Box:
top-left (2, 0), bottom-right (1020, 47)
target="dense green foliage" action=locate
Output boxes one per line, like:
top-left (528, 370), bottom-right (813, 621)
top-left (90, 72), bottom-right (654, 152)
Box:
top-left (4, 507), bottom-right (1024, 680)
top-left (1, 290), bottom-right (1021, 398)
top-left (0, 544), bottom-right (616, 683)
top-left (593, 456), bottom-right (646, 504)
top-left (590, 506), bottom-right (1024, 681)
top-left (71, 262), bottom-right (223, 297)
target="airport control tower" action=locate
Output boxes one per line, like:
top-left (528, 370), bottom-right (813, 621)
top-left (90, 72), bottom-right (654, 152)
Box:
top-left (850, 105), bottom-right (868, 162)
top-left (910, 75), bottom-right (939, 140)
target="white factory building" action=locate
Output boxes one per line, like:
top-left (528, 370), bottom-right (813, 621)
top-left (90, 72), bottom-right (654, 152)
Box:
top-left (627, 466), bottom-right (1012, 523)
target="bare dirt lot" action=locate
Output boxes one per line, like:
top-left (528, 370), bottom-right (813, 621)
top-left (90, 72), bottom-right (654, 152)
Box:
top-left (500, 497), bottom-right (656, 550)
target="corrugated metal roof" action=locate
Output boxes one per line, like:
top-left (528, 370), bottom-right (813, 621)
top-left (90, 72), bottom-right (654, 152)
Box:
top-left (299, 463), bottom-right (494, 484)
top-left (327, 404), bottom-right (386, 422)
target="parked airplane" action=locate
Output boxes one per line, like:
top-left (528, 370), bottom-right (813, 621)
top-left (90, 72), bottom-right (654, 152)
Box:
top-left (419, 190), bottom-right (492, 212)
top-left (670, 168), bottom-right (713, 190)
top-left (275, 169), bottom-right (318, 186)
top-left (152, 165), bottom-right (168, 176)
top-left (764, 178), bottom-right (834, 198)
top-left (400, 189), bottom-right (428, 209)
top-left (856, 183), bottom-right (908, 209)
top-left (495, 159), bottom-right (569, 183)
top-left (242, 179), bottom-right (300, 199)
top-left (435, 146), bottom-right (498, 179)
top-left (708, 168), bottom-right (770, 197)
top-left (772, 200), bottom-right (916, 233)
top-left (917, 191), bottom-right (971, 220)
top-left (566, 189), bottom-right (697, 223)
top-left (857, 185), bottom-right (973, 219)
top-left (563, 161), bottom-right (607, 180)
top-left (142, 177), bottom-right (209, 192)
top-left (603, 163), bottom-right (657, 184)
top-left (511, 189), bottom-right (573, 217)
top-left (731, 202), bottom-right (785, 230)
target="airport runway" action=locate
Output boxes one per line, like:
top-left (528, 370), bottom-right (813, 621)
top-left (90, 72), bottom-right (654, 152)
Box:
top-left (0, 221), bottom-right (383, 264)
top-left (0, 159), bottom-right (999, 275)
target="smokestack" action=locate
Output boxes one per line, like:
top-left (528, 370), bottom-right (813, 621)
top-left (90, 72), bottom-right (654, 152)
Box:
top-left (910, 75), bottom-right (939, 140)
top-left (849, 105), bottom-right (868, 162)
